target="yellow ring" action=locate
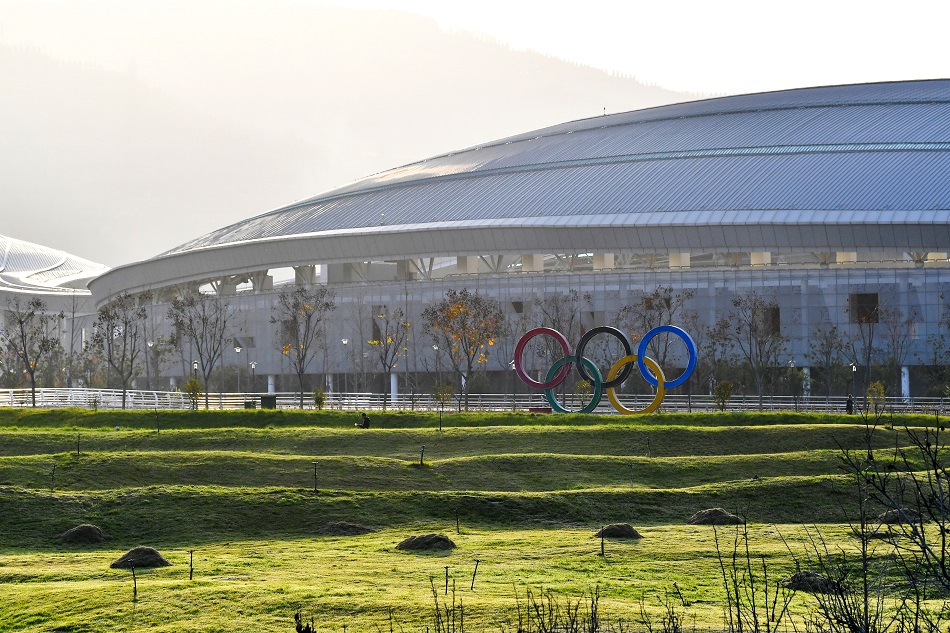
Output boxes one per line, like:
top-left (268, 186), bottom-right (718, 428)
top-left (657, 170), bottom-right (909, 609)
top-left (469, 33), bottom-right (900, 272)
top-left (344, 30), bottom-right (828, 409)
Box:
top-left (605, 355), bottom-right (665, 414)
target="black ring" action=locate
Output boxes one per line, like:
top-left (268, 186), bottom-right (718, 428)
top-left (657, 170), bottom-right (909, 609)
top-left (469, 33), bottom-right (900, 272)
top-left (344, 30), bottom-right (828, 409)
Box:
top-left (574, 326), bottom-right (634, 389)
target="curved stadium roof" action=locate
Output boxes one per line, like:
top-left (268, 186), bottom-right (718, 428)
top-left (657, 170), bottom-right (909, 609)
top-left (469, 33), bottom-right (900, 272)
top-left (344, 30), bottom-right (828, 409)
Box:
top-left (0, 234), bottom-right (107, 296)
top-left (91, 79), bottom-right (950, 302)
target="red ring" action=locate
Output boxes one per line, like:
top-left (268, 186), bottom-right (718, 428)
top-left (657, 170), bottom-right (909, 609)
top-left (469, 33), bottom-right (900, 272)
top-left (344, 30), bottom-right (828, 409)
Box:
top-left (514, 327), bottom-right (572, 390)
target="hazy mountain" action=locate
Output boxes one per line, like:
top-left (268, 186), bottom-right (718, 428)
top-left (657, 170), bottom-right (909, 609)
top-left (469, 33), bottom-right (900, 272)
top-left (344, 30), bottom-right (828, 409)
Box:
top-left (0, 1), bottom-right (693, 266)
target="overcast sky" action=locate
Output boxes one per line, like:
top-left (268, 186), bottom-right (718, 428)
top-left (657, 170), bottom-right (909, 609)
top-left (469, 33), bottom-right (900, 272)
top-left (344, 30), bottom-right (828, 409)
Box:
top-left (323, 0), bottom-right (950, 95)
top-left (2, 0), bottom-right (949, 266)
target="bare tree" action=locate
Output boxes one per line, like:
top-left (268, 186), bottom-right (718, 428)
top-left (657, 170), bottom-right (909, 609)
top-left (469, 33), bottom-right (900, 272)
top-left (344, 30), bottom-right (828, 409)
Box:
top-left (368, 304), bottom-right (410, 406)
top-left (617, 286), bottom-right (696, 368)
top-left (722, 291), bottom-right (787, 405)
top-left (693, 319), bottom-right (736, 396)
top-left (4, 296), bottom-right (64, 407)
top-left (616, 286), bottom-right (699, 399)
top-left (423, 288), bottom-right (506, 409)
top-left (271, 285), bottom-right (335, 409)
top-left (169, 292), bottom-right (234, 409)
top-left (63, 294), bottom-right (83, 388)
top-left (845, 294), bottom-right (880, 397)
top-left (879, 304), bottom-right (917, 396)
top-left (93, 292), bottom-right (148, 409)
top-left (529, 290), bottom-right (592, 398)
top-left (805, 323), bottom-right (850, 398)
top-left (534, 290), bottom-right (591, 341)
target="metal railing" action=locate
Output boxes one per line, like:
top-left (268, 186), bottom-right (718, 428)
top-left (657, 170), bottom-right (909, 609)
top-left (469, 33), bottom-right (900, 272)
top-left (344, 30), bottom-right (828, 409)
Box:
top-left (0, 388), bottom-right (946, 416)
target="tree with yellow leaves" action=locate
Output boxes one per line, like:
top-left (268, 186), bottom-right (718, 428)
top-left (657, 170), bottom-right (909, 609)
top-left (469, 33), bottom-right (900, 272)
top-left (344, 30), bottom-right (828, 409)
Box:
top-left (271, 285), bottom-right (335, 409)
top-left (423, 288), bottom-right (506, 410)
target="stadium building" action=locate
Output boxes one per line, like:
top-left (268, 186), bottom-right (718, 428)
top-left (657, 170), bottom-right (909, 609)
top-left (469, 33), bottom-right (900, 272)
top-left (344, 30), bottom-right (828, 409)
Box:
top-left (0, 234), bottom-right (107, 388)
top-left (87, 80), bottom-right (950, 401)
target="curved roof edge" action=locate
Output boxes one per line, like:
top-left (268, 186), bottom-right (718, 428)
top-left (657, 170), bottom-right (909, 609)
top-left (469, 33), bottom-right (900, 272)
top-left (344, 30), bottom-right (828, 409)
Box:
top-left (0, 234), bottom-right (109, 297)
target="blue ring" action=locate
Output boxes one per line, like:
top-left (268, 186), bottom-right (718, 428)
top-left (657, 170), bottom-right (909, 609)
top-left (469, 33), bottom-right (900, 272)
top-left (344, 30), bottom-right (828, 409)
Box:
top-left (636, 325), bottom-right (697, 388)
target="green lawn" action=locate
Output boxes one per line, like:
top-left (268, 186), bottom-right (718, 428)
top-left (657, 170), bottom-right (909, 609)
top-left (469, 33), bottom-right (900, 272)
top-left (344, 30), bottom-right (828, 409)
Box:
top-left (0, 409), bottom-right (933, 632)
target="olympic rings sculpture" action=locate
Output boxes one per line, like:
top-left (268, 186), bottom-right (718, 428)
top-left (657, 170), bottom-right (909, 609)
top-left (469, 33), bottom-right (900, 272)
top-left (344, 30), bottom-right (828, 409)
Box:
top-left (513, 325), bottom-right (697, 414)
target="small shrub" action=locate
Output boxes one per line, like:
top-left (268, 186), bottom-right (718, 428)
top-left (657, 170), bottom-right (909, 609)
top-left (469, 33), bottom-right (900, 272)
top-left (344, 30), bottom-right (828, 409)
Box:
top-left (182, 378), bottom-right (203, 410)
top-left (713, 381), bottom-right (734, 412)
top-left (312, 389), bottom-right (326, 411)
top-left (867, 381), bottom-right (886, 415)
top-left (433, 384), bottom-right (454, 407)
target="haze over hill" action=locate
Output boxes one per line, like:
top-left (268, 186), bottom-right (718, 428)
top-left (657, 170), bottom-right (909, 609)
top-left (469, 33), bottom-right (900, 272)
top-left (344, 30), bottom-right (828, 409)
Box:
top-left (0, 1), bottom-right (692, 267)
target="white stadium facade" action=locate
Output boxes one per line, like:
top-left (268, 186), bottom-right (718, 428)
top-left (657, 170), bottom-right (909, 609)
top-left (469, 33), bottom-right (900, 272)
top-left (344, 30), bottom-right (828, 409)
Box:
top-left (0, 235), bottom-right (107, 389)
top-left (9, 79), bottom-right (950, 405)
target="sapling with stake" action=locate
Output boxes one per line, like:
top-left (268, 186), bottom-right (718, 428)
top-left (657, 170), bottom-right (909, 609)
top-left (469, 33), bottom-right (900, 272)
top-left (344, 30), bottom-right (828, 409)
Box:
top-left (470, 559), bottom-right (480, 590)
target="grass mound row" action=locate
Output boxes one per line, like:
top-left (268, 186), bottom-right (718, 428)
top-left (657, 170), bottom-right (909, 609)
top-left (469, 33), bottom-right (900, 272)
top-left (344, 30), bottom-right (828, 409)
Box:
top-left (0, 408), bottom-right (933, 632)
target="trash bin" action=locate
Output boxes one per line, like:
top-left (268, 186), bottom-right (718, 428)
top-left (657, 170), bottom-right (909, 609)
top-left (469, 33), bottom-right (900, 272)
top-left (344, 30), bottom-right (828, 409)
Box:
top-left (244, 400), bottom-right (257, 409)
top-left (260, 395), bottom-right (277, 409)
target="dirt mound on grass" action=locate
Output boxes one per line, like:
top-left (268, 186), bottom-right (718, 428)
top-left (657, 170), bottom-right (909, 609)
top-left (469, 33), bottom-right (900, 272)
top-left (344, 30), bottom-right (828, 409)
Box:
top-left (687, 508), bottom-right (744, 525)
top-left (783, 570), bottom-right (842, 594)
top-left (395, 534), bottom-right (456, 551)
top-left (594, 524), bottom-right (643, 539)
top-left (877, 508), bottom-right (923, 524)
top-left (58, 524), bottom-right (108, 545)
top-left (318, 522), bottom-right (374, 536)
top-left (109, 547), bottom-right (172, 569)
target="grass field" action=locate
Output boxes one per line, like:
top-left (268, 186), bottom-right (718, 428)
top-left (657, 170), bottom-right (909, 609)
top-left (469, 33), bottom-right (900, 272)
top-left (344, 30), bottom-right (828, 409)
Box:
top-left (0, 408), bottom-right (936, 632)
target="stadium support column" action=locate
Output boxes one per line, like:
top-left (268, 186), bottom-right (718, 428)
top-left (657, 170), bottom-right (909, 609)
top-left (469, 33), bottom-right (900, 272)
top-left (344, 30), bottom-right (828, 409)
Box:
top-left (267, 375), bottom-right (276, 394)
top-left (592, 253), bottom-right (614, 271)
top-left (902, 366), bottom-right (910, 401)
top-left (669, 253), bottom-right (690, 268)
top-left (217, 279), bottom-right (237, 294)
top-left (250, 271), bottom-right (273, 293)
top-left (294, 266), bottom-right (316, 285)
top-left (396, 260), bottom-right (413, 280)
top-left (456, 256), bottom-right (478, 275)
top-left (521, 254), bottom-right (544, 272)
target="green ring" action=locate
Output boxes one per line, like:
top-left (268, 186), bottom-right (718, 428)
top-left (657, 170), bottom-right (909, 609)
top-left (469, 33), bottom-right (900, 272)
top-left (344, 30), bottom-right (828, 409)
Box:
top-left (544, 356), bottom-right (603, 414)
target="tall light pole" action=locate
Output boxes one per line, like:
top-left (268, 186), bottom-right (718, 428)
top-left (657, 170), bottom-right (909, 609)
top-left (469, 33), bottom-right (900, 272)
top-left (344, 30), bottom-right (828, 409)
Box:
top-left (192, 360), bottom-right (199, 382)
top-left (146, 341), bottom-right (154, 390)
top-left (249, 361), bottom-right (257, 393)
top-left (341, 339), bottom-right (349, 404)
top-left (788, 359), bottom-right (797, 411)
top-left (433, 344), bottom-right (440, 385)
top-left (234, 345), bottom-right (242, 392)
top-left (509, 359), bottom-right (515, 411)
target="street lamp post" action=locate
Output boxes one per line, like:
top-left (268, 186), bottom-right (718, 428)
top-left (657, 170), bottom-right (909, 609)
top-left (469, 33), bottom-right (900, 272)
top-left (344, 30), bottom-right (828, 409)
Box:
top-left (851, 363), bottom-right (858, 396)
top-left (234, 346), bottom-right (242, 392)
top-left (192, 360), bottom-right (198, 382)
top-left (788, 359), bottom-right (797, 411)
top-left (249, 361), bottom-right (257, 393)
top-left (146, 341), bottom-right (154, 390)
top-left (341, 339), bottom-right (349, 406)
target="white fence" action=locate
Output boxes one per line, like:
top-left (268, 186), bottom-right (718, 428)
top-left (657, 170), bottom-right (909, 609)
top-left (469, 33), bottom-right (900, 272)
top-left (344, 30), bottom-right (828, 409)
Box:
top-left (0, 387), bottom-right (946, 415)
